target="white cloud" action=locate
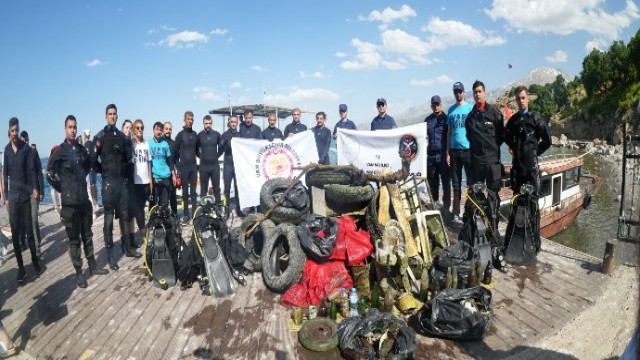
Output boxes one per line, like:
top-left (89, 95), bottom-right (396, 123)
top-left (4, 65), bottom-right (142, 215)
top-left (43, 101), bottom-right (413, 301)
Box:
top-left (335, 51), bottom-right (347, 58)
top-left (265, 87), bottom-right (339, 106)
top-left (86, 59), bottom-right (102, 67)
top-left (299, 71), bottom-right (325, 79)
top-left (380, 29), bottom-right (431, 64)
top-left (229, 81), bottom-right (242, 89)
top-left (485, 0), bottom-right (640, 42)
top-left (410, 79), bottom-right (434, 87)
top-left (545, 50), bottom-right (568, 63)
top-left (360, 4), bottom-right (416, 24)
top-left (340, 39), bottom-right (382, 70)
top-left (148, 25), bottom-right (175, 34)
top-left (251, 65), bottom-right (267, 72)
top-left (435, 75), bottom-right (453, 84)
top-left (159, 31), bottom-right (208, 49)
top-left (210, 28), bottom-right (229, 36)
top-left (193, 86), bottom-right (221, 101)
top-left (421, 18), bottom-right (506, 49)
top-left (585, 38), bottom-right (608, 51)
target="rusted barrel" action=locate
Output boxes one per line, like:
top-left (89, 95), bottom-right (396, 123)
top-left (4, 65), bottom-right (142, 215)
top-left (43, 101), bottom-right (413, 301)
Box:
top-left (601, 239), bottom-right (617, 275)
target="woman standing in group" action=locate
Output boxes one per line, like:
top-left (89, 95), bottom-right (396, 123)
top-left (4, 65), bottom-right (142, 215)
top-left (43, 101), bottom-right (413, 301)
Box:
top-left (130, 119), bottom-right (152, 248)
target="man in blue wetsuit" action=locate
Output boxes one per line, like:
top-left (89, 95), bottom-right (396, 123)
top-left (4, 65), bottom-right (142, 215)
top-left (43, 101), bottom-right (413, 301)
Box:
top-left (333, 103), bottom-right (357, 139)
top-left (371, 98), bottom-right (397, 131)
top-left (262, 112), bottom-right (284, 141)
top-left (283, 108), bottom-right (307, 138)
top-left (174, 111), bottom-right (200, 224)
top-left (312, 112), bottom-right (332, 165)
top-left (447, 82), bottom-right (473, 218)
top-left (425, 95), bottom-right (451, 211)
top-left (197, 115), bottom-right (222, 203)
top-left (239, 109), bottom-right (263, 140)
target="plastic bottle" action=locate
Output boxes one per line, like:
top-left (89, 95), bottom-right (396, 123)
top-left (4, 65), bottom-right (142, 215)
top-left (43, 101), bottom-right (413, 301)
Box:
top-left (349, 288), bottom-right (359, 317)
top-left (340, 288), bottom-right (350, 318)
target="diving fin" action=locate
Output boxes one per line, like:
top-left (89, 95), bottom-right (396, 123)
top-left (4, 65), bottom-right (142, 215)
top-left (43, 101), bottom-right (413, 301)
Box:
top-left (152, 226), bottom-right (176, 289)
top-left (505, 200), bottom-right (537, 266)
top-left (199, 226), bottom-right (236, 297)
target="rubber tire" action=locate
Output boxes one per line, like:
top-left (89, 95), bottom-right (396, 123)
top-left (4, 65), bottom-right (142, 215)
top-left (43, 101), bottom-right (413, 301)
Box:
top-left (305, 168), bottom-right (368, 188)
top-left (260, 178), bottom-right (310, 225)
top-left (261, 223), bottom-right (307, 293)
top-left (324, 184), bottom-right (375, 207)
top-left (232, 214), bottom-right (276, 271)
top-left (298, 318), bottom-right (339, 352)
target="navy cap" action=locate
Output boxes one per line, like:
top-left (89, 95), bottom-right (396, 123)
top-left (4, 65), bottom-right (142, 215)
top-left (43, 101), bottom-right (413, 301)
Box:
top-left (339, 104), bottom-right (348, 112)
top-left (431, 95), bottom-right (442, 105)
top-left (453, 82), bottom-right (465, 91)
top-left (376, 97), bottom-right (387, 105)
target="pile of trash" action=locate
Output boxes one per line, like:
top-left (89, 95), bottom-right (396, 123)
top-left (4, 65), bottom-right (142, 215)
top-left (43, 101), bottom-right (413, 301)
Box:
top-left (144, 161), bottom-right (496, 357)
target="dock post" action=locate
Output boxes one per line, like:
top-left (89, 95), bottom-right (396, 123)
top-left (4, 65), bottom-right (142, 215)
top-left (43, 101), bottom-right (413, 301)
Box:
top-left (601, 239), bottom-right (617, 275)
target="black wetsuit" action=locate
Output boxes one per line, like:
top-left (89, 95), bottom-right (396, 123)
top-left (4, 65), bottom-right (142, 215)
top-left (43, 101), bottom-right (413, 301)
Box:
top-left (93, 124), bottom-right (135, 264)
top-left (239, 122), bottom-right (263, 139)
top-left (465, 102), bottom-right (505, 241)
top-left (283, 121), bottom-right (307, 137)
top-left (48, 139), bottom-right (99, 273)
top-left (219, 128), bottom-right (240, 209)
top-left (263, 126), bottom-right (283, 142)
top-left (174, 126), bottom-right (200, 218)
top-left (197, 129), bottom-right (221, 203)
top-left (164, 136), bottom-right (178, 214)
top-left (312, 125), bottom-right (332, 165)
top-left (504, 110), bottom-right (552, 194)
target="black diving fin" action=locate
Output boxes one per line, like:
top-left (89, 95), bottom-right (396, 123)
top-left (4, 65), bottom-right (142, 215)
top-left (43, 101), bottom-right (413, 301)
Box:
top-left (505, 194), bottom-right (538, 266)
top-left (198, 225), bottom-right (236, 297)
top-left (152, 225), bottom-right (176, 289)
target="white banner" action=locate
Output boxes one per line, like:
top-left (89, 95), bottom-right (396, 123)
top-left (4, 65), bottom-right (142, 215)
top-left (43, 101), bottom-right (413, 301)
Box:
top-left (337, 123), bottom-right (427, 177)
top-left (232, 131), bottom-right (319, 208)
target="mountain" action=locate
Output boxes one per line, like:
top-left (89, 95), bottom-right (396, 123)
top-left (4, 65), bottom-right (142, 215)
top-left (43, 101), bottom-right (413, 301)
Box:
top-left (395, 67), bottom-right (572, 127)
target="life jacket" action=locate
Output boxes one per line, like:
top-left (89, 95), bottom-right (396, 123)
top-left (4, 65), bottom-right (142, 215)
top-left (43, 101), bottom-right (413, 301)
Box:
top-left (145, 205), bottom-right (183, 276)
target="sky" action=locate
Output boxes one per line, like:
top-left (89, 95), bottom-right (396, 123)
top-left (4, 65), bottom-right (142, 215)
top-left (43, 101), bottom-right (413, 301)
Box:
top-left (1, 1), bottom-right (639, 152)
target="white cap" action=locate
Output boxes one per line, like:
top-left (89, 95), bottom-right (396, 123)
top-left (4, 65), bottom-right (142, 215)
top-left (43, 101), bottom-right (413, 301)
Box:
top-left (84, 129), bottom-right (91, 137)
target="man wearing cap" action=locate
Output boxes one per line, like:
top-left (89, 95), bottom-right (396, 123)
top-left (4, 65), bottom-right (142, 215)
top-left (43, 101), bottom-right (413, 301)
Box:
top-left (425, 95), bottom-right (451, 212)
top-left (83, 129), bottom-right (100, 213)
top-left (284, 108), bottom-right (307, 138)
top-left (447, 82), bottom-right (473, 218)
top-left (371, 98), bottom-right (397, 131)
top-left (333, 104), bottom-right (357, 139)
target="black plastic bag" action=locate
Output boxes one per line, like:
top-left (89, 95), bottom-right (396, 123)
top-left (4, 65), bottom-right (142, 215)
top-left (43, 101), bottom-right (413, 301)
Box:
top-left (411, 287), bottom-right (492, 341)
top-left (177, 240), bottom-right (203, 285)
top-left (297, 214), bottom-right (338, 262)
top-left (338, 309), bottom-right (416, 360)
top-left (434, 241), bottom-right (480, 284)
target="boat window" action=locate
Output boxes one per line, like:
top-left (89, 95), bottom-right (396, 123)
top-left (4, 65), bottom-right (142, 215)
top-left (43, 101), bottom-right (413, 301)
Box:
top-left (553, 176), bottom-right (561, 205)
top-left (540, 176), bottom-right (551, 197)
top-left (563, 167), bottom-right (581, 190)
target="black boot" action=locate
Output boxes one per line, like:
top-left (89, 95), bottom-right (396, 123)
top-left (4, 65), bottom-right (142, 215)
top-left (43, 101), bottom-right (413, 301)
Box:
top-left (75, 267), bottom-right (88, 288)
top-left (130, 233), bottom-right (141, 249)
top-left (123, 237), bottom-right (142, 258)
top-left (34, 258), bottom-right (42, 276)
top-left (107, 247), bottom-right (119, 270)
top-left (88, 256), bottom-right (108, 275)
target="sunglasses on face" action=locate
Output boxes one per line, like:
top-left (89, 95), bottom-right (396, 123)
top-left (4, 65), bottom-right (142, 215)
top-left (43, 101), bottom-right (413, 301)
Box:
top-left (454, 90), bottom-right (463, 94)
top-left (136, 126), bottom-right (144, 130)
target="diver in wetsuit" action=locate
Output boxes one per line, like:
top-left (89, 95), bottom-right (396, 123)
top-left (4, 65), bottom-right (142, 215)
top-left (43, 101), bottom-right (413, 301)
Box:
top-left (504, 86), bottom-right (552, 195)
top-left (93, 104), bottom-right (142, 270)
top-left (48, 115), bottom-right (109, 288)
top-left (197, 115), bottom-right (222, 204)
top-left (219, 116), bottom-right (241, 214)
top-left (174, 111), bottom-right (200, 224)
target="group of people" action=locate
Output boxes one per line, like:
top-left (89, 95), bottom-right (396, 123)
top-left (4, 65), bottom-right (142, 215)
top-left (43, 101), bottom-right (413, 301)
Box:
top-left (425, 80), bottom-right (552, 247)
top-left (1, 83), bottom-right (552, 289)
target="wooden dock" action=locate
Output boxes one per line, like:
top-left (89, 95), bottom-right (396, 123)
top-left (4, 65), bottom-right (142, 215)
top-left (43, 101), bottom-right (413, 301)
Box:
top-left (0, 204), bottom-right (610, 359)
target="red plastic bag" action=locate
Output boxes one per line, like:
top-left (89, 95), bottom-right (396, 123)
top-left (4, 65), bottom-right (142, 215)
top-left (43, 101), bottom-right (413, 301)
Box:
top-left (330, 215), bottom-right (373, 266)
top-left (280, 259), bottom-right (353, 307)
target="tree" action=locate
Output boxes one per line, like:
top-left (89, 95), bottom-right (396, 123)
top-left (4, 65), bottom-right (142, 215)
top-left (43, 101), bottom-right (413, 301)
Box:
top-left (607, 40), bottom-right (630, 85)
top-left (551, 75), bottom-right (570, 110)
top-left (581, 49), bottom-right (607, 97)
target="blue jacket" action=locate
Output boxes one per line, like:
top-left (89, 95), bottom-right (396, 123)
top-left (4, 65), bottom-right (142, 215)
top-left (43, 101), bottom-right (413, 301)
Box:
top-left (425, 112), bottom-right (448, 160)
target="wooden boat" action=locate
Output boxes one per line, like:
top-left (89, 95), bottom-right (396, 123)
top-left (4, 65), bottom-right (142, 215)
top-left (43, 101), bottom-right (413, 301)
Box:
top-left (501, 154), bottom-right (602, 238)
